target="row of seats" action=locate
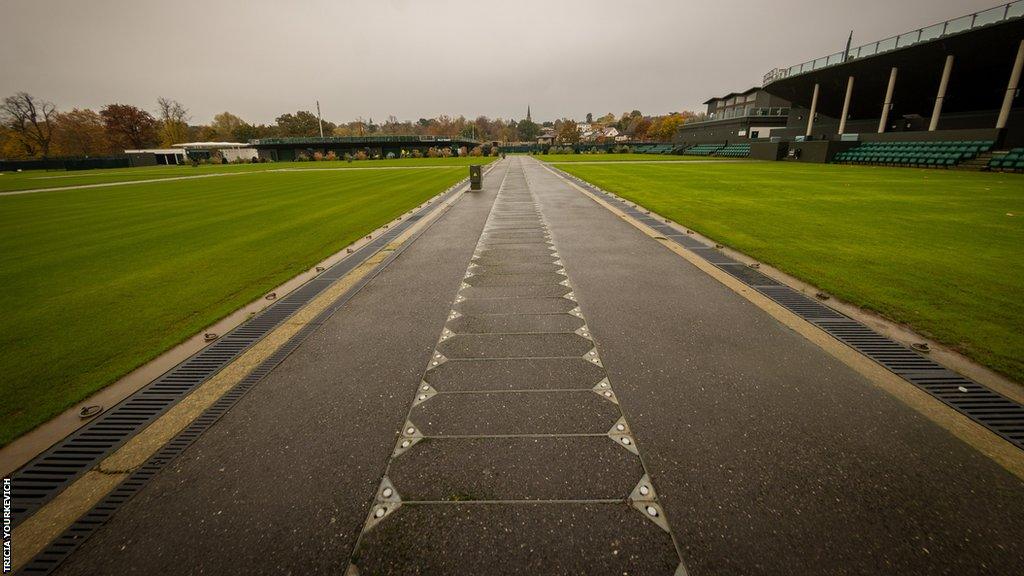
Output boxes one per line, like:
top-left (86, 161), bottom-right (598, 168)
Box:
top-left (632, 144), bottom-right (675, 154)
top-left (716, 143), bottom-right (751, 158)
top-left (682, 144), bottom-right (725, 156)
top-left (832, 140), bottom-right (994, 167)
top-left (988, 148), bottom-right (1024, 171)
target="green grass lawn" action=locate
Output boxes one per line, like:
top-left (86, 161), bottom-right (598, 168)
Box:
top-left (542, 153), bottom-right (734, 163)
top-left (0, 156), bottom-right (494, 193)
top-left (552, 160), bottom-right (1024, 384)
top-left (0, 165), bottom-right (473, 445)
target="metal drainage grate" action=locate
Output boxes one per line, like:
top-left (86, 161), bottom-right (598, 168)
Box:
top-left (755, 286), bottom-right (846, 321)
top-left (10, 180), bottom-right (466, 529)
top-left (550, 165), bottom-right (1024, 452)
top-left (716, 264), bottom-right (782, 287)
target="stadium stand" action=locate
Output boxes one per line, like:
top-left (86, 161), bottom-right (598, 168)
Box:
top-left (831, 140), bottom-right (994, 167)
top-left (742, 3), bottom-right (1024, 166)
top-left (716, 143), bottom-right (752, 158)
top-left (629, 144), bottom-right (675, 154)
top-left (988, 147), bottom-right (1024, 171)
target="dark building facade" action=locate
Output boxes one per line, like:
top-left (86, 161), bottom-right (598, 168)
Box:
top-left (249, 135), bottom-right (482, 161)
top-left (675, 88), bottom-right (790, 146)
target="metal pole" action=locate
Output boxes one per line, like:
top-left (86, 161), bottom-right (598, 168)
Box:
top-left (806, 83), bottom-right (819, 137)
top-left (316, 100), bottom-right (324, 138)
top-left (996, 39), bottom-right (1024, 130)
top-left (838, 76), bottom-right (855, 134)
top-left (929, 55), bottom-right (954, 131)
top-left (878, 67), bottom-right (898, 133)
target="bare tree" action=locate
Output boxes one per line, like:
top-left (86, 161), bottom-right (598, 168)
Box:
top-left (157, 97), bottom-right (189, 124)
top-left (156, 97), bottom-right (190, 146)
top-left (1, 92), bottom-right (56, 157)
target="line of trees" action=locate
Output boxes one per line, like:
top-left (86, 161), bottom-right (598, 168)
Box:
top-left (0, 91), bottom-right (699, 159)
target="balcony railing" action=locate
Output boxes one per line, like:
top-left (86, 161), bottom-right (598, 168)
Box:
top-left (763, 0), bottom-right (1024, 85)
top-left (688, 107), bottom-right (790, 125)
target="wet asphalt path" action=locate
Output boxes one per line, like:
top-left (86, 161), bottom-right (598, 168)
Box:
top-left (50, 157), bottom-right (1023, 575)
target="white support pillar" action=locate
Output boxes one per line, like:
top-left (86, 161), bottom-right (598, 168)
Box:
top-left (838, 76), bottom-right (855, 135)
top-left (929, 55), bottom-right (955, 131)
top-left (878, 67), bottom-right (898, 133)
top-left (996, 39), bottom-right (1024, 130)
top-left (806, 83), bottom-right (819, 137)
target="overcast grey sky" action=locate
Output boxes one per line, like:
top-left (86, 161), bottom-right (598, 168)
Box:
top-left (0, 0), bottom-right (1004, 124)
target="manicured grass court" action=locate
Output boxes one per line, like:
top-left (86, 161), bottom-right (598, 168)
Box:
top-left (0, 157), bottom-right (492, 193)
top-left (540, 153), bottom-right (733, 163)
top-left (0, 158), bottom-right (490, 445)
top-left (551, 160), bottom-right (1024, 384)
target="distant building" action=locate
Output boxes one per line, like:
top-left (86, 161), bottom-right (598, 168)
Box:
top-left (124, 142), bottom-right (254, 166)
top-left (123, 148), bottom-right (187, 166)
top-left (675, 88), bottom-right (791, 146)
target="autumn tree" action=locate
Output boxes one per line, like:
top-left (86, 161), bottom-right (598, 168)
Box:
top-left (556, 119), bottom-right (581, 144)
top-left (157, 98), bottom-right (190, 146)
top-left (276, 110), bottom-right (333, 137)
top-left (518, 117), bottom-right (539, 142)
top-left (231, 122), bottom-right (261, 142)
top-left (52, 108), bottom-right (109, 156)
top-left (100, 104), bottom-right (158, 149)
top-left (647, 114), bottom-right (687, 141)
top-left (0, 126), bottom-right (24, 158)
top-left (500, 121), bottom-right (519, 143)
top-left (210, 111), bottom-right (245, 141)
top-left (626, 115), bottom-right (652, 141)
top-left (1, 92), bottom-right (56, 157)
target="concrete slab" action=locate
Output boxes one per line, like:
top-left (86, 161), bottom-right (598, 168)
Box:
top-left (351, 503), bottom-right (679, 576)
top-left (437, 333), bottom-right (593, 359)
top-left (459, 283), bottom-right (570, 299)
top-left (387, 436), bottom-right (642, 501)
top-left (424, 358), bottom-right (606, 391)
top-left (454, 297), bottom-right (576, 315)
top-left (447, 314), bottom-right (582, 334)
top-left (411, 391), bottom-right (620, 435)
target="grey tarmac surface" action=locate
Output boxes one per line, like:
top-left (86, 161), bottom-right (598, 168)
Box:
top-left (49, 157), bottom-right (1023, 576)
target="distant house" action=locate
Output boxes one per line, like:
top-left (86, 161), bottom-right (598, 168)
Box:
top-left (537, 128), bottom-right (557, 145)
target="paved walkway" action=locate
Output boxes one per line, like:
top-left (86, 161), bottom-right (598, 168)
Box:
top-left (52, 157), bottom-right (1024, 575)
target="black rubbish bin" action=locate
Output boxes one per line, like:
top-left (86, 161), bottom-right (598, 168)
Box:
top-left (469, 165), bottom-right (482, 190)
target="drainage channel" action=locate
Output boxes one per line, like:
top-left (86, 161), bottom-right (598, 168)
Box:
top-left (10, 176), bottom-right (473, 531)
top-left (551, 166), bottom-right (1024, 451)
top-left (344, 158), bottom-right (687, 575)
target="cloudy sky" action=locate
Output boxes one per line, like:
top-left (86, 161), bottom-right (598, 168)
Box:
top-left (0, 0), bottom-right (1003, 124)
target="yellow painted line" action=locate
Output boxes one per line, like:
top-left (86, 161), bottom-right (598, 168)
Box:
top-left (539, 161), bottom-right (1024, 481)
top-left (11, 183), bottom-right (466, 570)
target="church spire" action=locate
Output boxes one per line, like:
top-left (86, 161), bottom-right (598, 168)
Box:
top-left (526, 104), bottom-right (532, 123)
